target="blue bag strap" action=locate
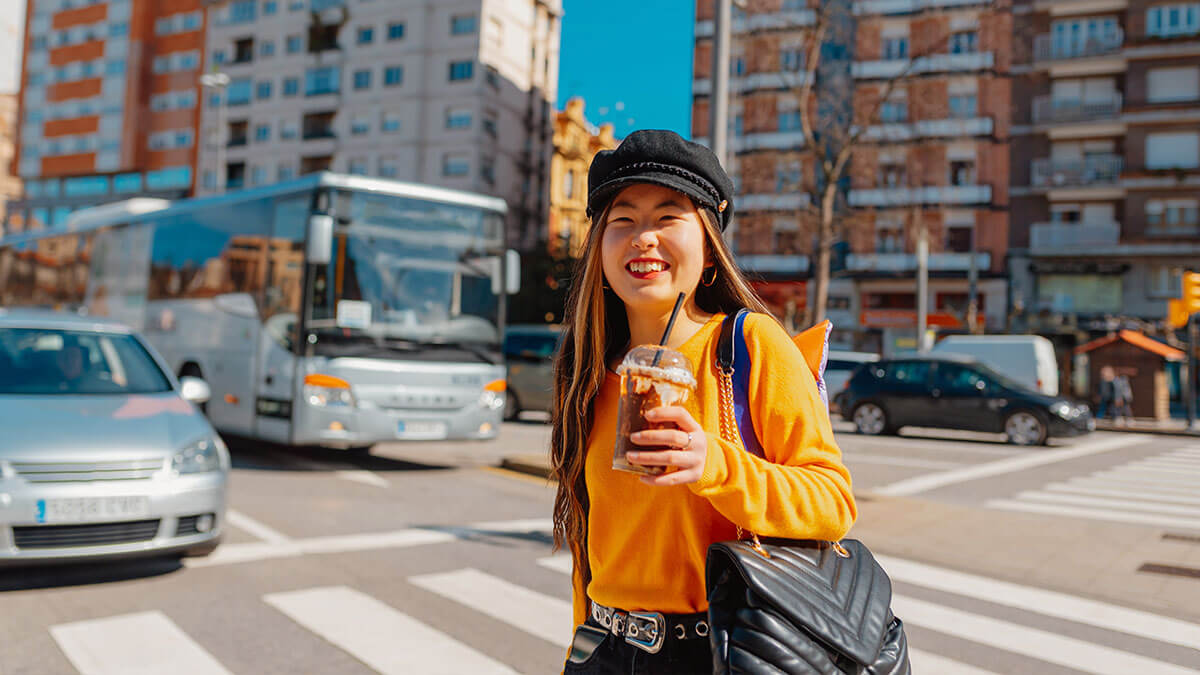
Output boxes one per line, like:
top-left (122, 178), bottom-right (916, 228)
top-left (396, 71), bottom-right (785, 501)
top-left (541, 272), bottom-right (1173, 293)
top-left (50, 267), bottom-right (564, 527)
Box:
top-left (717, 309), bottom-right (765, 458)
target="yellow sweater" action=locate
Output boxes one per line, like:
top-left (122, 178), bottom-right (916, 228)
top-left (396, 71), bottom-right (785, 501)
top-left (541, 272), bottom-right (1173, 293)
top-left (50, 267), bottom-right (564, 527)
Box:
top-left (571, 312), bottom-right (857, 627)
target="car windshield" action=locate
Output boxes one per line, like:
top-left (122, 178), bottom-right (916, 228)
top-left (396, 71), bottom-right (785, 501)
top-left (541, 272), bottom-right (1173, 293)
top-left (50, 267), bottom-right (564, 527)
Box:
top-left (0, 328), bottom-right (172, 395)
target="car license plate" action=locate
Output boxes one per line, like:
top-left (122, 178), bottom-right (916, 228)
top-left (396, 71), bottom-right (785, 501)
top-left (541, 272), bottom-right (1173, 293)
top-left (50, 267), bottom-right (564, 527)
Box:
top-left (35, 497), bottom-right (151, 524)
top-left (396, 420), bottom-right (448, 439)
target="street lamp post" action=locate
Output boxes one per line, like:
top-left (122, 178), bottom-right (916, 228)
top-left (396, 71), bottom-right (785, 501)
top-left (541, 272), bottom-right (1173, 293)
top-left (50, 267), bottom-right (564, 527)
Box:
top-left (200, 72), bottom-right (230, 194)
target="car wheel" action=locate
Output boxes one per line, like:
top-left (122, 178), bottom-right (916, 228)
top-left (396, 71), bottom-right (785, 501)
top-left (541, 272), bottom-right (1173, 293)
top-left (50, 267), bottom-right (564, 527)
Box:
top-left (853, 402), bottom-right (889, 436)
top-left (1005, 410), bottom-right (1048, 446)
top-left (504, 391), bottom-right (521, 421)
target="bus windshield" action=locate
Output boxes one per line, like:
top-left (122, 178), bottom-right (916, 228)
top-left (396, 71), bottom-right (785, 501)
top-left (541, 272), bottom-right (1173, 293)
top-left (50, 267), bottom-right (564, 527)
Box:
top-left (310, 190), bottom-right (505, 350)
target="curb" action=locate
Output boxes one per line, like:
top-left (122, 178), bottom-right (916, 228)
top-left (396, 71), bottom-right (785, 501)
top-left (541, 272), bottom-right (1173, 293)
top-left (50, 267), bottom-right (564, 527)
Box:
top-left (1093, 422), bottom-right (1200, 437)
top-left (499, 455), bottom-right (555, 480)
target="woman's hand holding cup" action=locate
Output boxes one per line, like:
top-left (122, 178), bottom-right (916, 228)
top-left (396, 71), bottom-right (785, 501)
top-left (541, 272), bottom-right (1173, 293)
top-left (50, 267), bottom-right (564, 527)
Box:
top-left (627, 406), bottom-right (707, 486)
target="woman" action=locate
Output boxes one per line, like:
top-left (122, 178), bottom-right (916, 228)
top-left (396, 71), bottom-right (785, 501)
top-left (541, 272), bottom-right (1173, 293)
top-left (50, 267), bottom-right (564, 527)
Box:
top-left (550, 129), bottom-right (857, 673)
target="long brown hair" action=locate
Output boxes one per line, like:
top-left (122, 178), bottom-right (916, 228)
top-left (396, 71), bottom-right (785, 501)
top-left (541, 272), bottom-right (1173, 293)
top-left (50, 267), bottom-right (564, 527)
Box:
top-left (549, 197), bottom-right (771, 588)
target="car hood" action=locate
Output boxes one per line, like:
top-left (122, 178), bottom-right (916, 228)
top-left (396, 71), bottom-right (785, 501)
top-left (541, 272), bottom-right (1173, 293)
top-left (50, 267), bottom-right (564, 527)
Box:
top-left (1006, 388), bottom-right (1078, 410)
top-left (0, 392), bottom-right (214, 461)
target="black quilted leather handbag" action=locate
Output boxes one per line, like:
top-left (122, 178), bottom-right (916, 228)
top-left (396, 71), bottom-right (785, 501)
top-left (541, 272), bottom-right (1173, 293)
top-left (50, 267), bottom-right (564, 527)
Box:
top-left (706, 311), bottom-right (910, 674)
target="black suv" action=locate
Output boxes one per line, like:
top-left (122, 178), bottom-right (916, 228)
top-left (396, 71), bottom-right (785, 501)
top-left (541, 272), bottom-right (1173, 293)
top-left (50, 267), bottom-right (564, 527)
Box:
top-left (834, 354), bottom-right (1093, 445)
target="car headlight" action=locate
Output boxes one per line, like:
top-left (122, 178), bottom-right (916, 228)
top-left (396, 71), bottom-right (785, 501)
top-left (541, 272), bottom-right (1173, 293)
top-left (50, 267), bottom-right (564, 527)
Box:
top-left (1051, 401), bottom-right (1073, 418)
top-left (480, 379), bottom-right (506, 410)
top-left (304, 374), bottom-right (356, 408)
top-left (172, 437), bottom-right (223, 475)
top-left (0, 460), bottom-right (14, 480)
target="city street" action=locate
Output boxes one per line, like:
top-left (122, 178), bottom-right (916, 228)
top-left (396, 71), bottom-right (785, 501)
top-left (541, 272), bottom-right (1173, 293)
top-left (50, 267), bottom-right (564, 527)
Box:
top-left (2, 422), bottom-right (1200, 674)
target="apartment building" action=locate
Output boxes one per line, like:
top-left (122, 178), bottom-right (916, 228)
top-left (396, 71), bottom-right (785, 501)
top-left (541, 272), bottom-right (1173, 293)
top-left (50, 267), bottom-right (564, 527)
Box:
top-left (0, 93), bottom-right (21, 234)
top-left (1009, 0), bottom-right (1200, 328)
top-left (548, 97), bottom-right (616, 259)
top-left (10, 0), bottom-right (204, 231)
top-left (195, 0), bottom-right (560, 251)
top-left (692, 0), bottom-right (1012, 351)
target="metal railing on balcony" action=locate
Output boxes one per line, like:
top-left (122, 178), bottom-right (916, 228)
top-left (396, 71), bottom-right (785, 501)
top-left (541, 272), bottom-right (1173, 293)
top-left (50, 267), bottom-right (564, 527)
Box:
top-left (1034, 29), bottom-right (1123, 61)
top-left (1031, 154), bottom-right (1123, 188)
top-left (846, 252), bottom-right (991, 272)
top-left (1032, 93), bottom-right (1123, 124)
top-left (848, 185), bottom-right (992, 206)
top-left (1029, 221), bottom-right (1120, 253)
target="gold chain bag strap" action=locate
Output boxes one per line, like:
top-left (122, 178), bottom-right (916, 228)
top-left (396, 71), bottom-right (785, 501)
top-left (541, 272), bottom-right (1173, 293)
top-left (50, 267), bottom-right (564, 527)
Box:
top-left (705, 310), bottom-right (910, 674)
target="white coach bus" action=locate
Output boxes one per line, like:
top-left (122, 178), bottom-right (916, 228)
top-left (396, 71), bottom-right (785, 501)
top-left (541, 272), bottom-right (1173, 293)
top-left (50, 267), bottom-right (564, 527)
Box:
top-left (0, 173), bottom-right (520, 448)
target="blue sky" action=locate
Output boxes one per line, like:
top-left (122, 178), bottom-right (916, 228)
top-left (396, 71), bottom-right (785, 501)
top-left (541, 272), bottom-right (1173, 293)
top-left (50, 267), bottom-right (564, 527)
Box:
top-left (556, 0), bottom-right (695, 140)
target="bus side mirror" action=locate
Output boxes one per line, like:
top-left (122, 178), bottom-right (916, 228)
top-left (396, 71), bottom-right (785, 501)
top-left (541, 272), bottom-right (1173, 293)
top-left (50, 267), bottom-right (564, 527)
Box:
top-left (307, 214), bottom-right (334, 265)
top-left (506, 249), bottom-right (520, 295)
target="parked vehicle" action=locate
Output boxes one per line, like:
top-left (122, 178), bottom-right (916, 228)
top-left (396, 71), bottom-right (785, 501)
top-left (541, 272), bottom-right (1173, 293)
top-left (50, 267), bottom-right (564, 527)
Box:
top-left (0, 310), bottom-right (228, 564)
top-left (503, 325), bottom-right (561, 420)
top-left (835, 354), bottom-right (1092, 445)
top-left (932, 335), bottom-right (1059, 395)
top-left (825, 351), bottom-right (880, 410)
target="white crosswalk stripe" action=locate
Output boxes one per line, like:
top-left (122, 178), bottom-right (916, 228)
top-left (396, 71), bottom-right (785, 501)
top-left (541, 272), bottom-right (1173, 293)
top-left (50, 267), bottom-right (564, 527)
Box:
top-left (987, 446), bottom-right (1200, 532)
top-left (264, 585), bottom-right (516, 674)
top-left (410, 568), bottom-right (575, 647)
top-left (50, 611), bottom-right (234, 675)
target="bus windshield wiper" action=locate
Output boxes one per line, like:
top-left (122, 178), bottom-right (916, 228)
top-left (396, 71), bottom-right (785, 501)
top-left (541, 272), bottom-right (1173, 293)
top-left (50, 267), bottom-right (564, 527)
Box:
top-left (418, 339), bottom-right (501, 365)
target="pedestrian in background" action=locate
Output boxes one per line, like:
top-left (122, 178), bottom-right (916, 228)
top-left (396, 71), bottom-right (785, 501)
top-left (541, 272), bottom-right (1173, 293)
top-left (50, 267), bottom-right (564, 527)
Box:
top-left (548, 130), bottom-right (856, 673)
top-left (1113, 372), bottom-right (1134, 425)
top-left (1097, 366), bottom-right (1116, 420)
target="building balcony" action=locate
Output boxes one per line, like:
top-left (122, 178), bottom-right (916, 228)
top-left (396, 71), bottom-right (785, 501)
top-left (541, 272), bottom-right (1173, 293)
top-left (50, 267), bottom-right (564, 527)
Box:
top-left (694, 131), bottom-right (808, 153)
top-left (852, 52), bottom-right (994, 79)
top-left (693, 71), bottom-right (811, 96)
top-left (739, 193), bottom-right (812, 211)
top-left (864, 116), bottom-right (993, 141)
top-left (848, 184), bottom-right (992, 206)
top-left (846, 252), bottom-right (991, 272)
top-left (738, 254), bottom-right (811, 275)
top-left (1029, 221), bottom-right (1120, 254)
top-left (1032, 93), bottom-right (1122, 124)
top-left (1034, 30), bottom-right (1123, 61)
top-left (695, 10), bottom-right (816, 37)
top-left (853, 0), bottom-right (987, 14)
top-left (1031, 154), bottom-right (1122, 188)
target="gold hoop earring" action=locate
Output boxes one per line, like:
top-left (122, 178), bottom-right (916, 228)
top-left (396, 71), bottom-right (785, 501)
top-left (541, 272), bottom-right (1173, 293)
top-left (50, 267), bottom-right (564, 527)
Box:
top-left (701, 266), bottom-right (717, 287)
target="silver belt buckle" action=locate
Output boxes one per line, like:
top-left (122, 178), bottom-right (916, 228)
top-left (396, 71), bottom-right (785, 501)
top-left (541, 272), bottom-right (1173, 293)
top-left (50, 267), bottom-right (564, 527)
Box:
top-left (624, 611), bottom-right (666, 654)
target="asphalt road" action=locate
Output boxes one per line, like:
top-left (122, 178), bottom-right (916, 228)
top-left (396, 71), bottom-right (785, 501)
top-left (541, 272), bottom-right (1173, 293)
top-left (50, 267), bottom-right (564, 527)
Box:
top-left (2, 422), bottom-right (1199, 674)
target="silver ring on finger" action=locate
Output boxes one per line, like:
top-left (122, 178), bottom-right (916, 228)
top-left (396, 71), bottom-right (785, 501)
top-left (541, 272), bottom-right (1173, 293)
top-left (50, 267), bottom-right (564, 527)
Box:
top-left (683, 431), bottom-right (693, 449)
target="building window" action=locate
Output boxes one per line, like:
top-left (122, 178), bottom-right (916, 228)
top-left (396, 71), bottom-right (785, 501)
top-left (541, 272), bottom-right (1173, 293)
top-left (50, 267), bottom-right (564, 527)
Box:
top-left (482, 113), bottom-right (497, 136)
top-left (449, 61), bottom-right (474, 81)
top-left (228, 120), bottom-right (249, 147)
top-left (234, 38), bottom-right (255, 63)
top-left (281, 124), bottom-right (298, 140)
top-left (780, 48), bottom-right (805, 72)
top-left (883, 37), bottom-right (909, 60)
top-left (880, 100), bottom-right (908, 123)
top-left (229, 0), bottom-right (256, 24)
top-left (256, 81), bottom-right (272, 100)
top-left (251, 165), bottom-right (267, 185)
top-left (1147, 4), bottom-right (1200, 38)
top-left (1147, 66), bottom-right (1200, 102)
top-left (384, 66), bottom-right (404, 86)
top-left (203, 171), bottom-right (217, 189)
top-left (1146, 131), bottom-right (1200, 169)
top-left (278, 165), bottom-right (295, 181)
top-left (731, 57), bottom-right (746, 76)
top-left (950, 160), bottom-right (976, 185)
top-left (286, 35), bottom-right (303, 53)
top-left (876, 223), bottom-right (904, 253)
top-left (1149, 265), bottom-right (1184, 297)
top-left (263, 1), bottom-right (277, 15)
top-left (451, 14), bottom-right (477, 35)
top-left (733, 114), bottom-right (744, 136)
top-left (226, 78), bottom-right (253, 105)
top-left (302, 111), bottom-right (336, 140)
top-left (260, 40), bottom-right (275, 57)
top-left (949, 94), bottom-right (978, 118)
top-left (255, 124), bottom-right (271, 142)
top-left (446, 108), bottom-right (472, 129)
top-left (353, 69), bottom-right (372, 90)
top-left (110, 22), bottom-right (128, 37)
top-left (381, 113), bottom-right (401, 133)
top-left (388, 22), bottom-right (405, 40)
top-left (563, 169), bottom-right (575, 199)
top-left (776, 160), bottom-right (803, 192)
top-left (183, 12), bottom-right (202, 30)
top-left (351, 117), bottom-right (370, 135)
top-left (357, 26), bottom-right (374, 44)
top-left (777, 110), bottom-right (802, 131)
top-left (1146, 198), bottom-right (1200, 230)
top-left (283, 77), bottom-right (299, 96)
top-left (305, 67), bottom-right (340, 96)
top-left (380, 158), bottom-right (398, 178)
top-left (946, 225), bottom-right (973, 252)
top-left (443, 154), bottom-right (469, 176)
top-left (949, 31), bottom-right (978, 54)
top-left (348, 158), bottom-right (368, 175)
top-left (880, 163), bottom-right (906, 187)
top-left (481, 156), bottom-right (495, 185)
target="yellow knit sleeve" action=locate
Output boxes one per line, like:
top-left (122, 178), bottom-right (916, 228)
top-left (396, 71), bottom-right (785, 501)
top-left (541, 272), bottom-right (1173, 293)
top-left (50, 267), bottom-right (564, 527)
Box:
top-left (688, 313), bottom-right (857, 540)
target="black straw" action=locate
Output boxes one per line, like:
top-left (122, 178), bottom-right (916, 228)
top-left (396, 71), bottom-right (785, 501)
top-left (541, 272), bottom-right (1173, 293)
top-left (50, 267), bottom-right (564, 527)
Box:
top-left (652, 292), bottom-right (687, 367)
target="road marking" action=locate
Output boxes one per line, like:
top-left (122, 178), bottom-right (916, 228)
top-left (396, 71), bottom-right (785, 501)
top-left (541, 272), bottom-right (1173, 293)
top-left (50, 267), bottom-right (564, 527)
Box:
top-left (892, 594), bottom-right (1199, 675)
top-left (1015, 491), bottom-right (1200, 517)
top-left (873, 434), bottom-right (1150, 497)
top-left (1046, 482), bottom-right (1200, 506)
top-left (537, 554), bottom-right (573, 575)
top-left (264, 586), bottom-right (514, 674)
top-left (470, 518), bottom-right (555, 533)
top-left (334, 470), bottom-right (390, 488)
top-left (908, 648), bottom-right (1002, 675)
top-left (844, 454), bottom-right (964, 470)
top-left (410, 568), bottom-right (574, 648)
top-left (845, 435), bottom-right (1023, 456)
top-left (225, 509), bottom-right (290, 544)
top-left (1094, 468), bottom-right (1200, 485)
top-left (986, 499), bottom-right (1200, 532)
top-left (51, 610), bottom-right (233, 675)
top-left (876, 555), bottom-right (1200, 651)
top-left (1071, 476), bottom-right (1200, 495)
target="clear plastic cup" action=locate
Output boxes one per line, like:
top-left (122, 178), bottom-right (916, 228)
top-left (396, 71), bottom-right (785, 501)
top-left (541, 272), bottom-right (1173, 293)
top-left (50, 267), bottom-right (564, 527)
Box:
top-left (612, 345), bottom-right (697, 475)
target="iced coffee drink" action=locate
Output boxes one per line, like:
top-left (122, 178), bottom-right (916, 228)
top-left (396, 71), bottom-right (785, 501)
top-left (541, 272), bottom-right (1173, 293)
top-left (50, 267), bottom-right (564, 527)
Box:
top-left (612, 345), bottom-right (697, 475)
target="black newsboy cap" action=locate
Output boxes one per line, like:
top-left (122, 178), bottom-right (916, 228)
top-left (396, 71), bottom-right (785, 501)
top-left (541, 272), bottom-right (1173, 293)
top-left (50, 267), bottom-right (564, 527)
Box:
top-left (586, 129), bottom-right (735, 230)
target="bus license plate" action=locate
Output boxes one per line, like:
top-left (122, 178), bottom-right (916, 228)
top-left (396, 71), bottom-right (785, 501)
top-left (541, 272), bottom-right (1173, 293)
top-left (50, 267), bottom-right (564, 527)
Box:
top-left (35, 497), bottom-right (151, 524)
top-left (397, 421), bottom-right (448, 439)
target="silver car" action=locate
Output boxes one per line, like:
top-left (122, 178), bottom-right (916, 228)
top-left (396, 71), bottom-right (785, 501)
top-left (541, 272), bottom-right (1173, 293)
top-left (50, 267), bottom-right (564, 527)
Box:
top-left (503, 325), bottom-right (561, 420)
top-left (0, 310), bottom-right (228, 565)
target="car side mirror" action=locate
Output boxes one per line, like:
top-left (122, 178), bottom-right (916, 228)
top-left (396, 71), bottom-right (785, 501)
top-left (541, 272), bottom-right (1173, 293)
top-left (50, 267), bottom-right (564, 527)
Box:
top-left (180, 376), bottom-right (212, 404)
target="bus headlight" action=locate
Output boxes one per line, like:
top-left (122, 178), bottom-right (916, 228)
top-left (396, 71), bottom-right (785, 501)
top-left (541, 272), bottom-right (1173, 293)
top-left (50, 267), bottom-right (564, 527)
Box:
top-left (304, 374), bottom-right (356, 408)
top-left (480, 379), bottom-right (506, 410)
top-left (172, 437), bottom-right (223, 475)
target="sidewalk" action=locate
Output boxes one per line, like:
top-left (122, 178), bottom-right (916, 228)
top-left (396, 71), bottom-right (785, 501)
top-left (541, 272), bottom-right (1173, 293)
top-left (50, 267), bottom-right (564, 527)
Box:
top-left (1094, 418), bottom-right (1200, 436)
top-left (496, 450), bottom-right (1200, 623)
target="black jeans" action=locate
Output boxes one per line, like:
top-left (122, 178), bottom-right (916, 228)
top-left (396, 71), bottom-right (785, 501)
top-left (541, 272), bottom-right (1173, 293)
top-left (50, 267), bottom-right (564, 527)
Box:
top-left (563, 618), bottom-right (712, 675)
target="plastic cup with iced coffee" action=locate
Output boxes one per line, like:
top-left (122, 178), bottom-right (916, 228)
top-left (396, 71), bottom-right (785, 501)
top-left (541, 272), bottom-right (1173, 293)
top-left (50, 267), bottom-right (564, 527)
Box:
top-left (612, 345), bottom-right (697, 475)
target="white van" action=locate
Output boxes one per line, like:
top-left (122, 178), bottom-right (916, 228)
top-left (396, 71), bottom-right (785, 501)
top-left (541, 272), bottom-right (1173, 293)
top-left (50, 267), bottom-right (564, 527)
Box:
top-left (931, 335), bottom-right (1060, 395)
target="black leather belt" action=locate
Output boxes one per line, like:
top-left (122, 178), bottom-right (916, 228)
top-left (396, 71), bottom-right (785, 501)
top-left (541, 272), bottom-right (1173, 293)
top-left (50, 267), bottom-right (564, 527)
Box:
top-left (589, 601), bottom-right (709, 654)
